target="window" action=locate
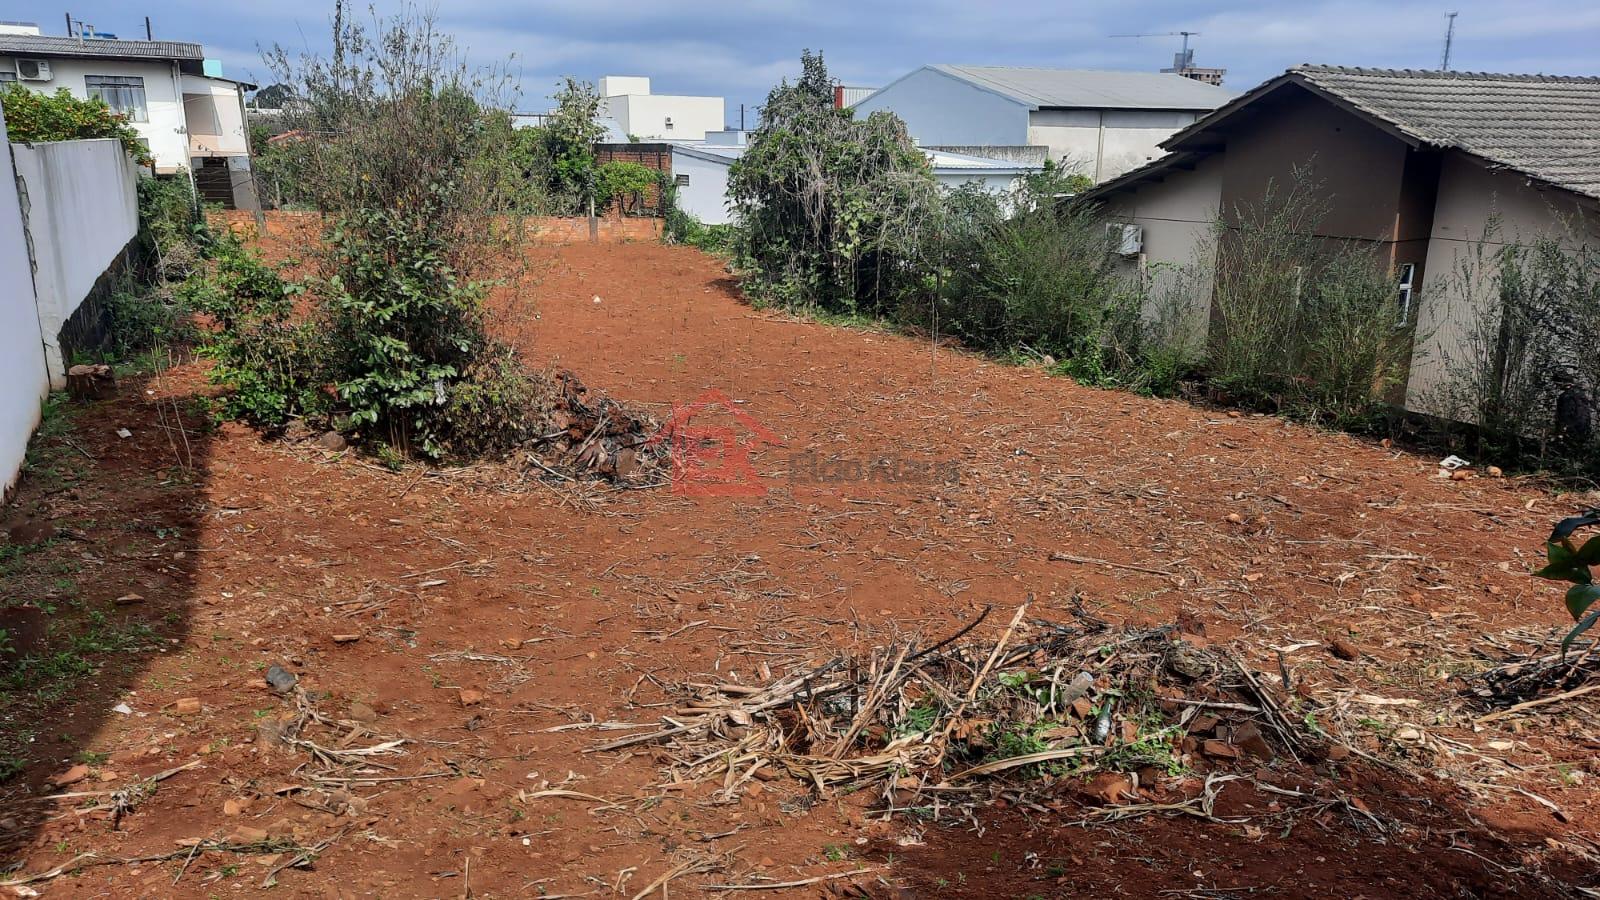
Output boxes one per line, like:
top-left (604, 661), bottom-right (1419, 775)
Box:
top-left (0, 71), bottom-right (15, 84)
top-left (674, 173), bottom-right (690, 187)
top-left (1395, 262), bottom-right (1417, 324)
top-left (85, 75), bottom-right (147, 122)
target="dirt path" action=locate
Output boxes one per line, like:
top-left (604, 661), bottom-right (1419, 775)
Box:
top-left (1, 227), bottom-right (1595, 897)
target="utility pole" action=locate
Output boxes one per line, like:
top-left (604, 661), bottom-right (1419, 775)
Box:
top-left (1440, 12), bottom-right (1458, 71)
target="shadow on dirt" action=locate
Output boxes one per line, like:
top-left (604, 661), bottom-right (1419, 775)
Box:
top-left (0, 370), bottom-right (212, 861)
top-left (863, 763), bottom-right (1583, 899)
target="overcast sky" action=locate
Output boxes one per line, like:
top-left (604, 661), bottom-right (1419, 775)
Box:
top-left (16, 1), bottom-right (1600, 122)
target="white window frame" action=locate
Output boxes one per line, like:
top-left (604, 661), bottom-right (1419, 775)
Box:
top-left (85, 74), bottom-right (148, 122)
top-left (1395, 262), bottom-right (1417, 325)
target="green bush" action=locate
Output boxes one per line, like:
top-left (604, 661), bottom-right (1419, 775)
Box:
top-left (729, 51), bottom-right (939, 315)
top-left (933, 184), bottom-right (1141, 385)
top-left (595, 160), bottom-right (658, 213)
top-left (0, 84), bottom-right (152, 165)
top-left (190, 237), bottom-right (324, 428)
top-left (319, 207), bottom-right (492, 456)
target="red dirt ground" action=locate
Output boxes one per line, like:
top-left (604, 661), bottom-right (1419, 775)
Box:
top-left (2, 219), bottom-right (1598, 897)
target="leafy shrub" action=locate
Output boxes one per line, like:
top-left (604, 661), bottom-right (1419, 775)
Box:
top-left (105, 176), bottom-right (208, 355)
top-left (729, 51), bottom-right (939, 315)
top-left (595, 160), bottom-right (658, 214)
top-left (662, 178), bottom-right (735, 254)
top-left (135, 175), bottom-right (208, 278)
top-left (537, 78), bottom-right (607, 214)
top-left (1205, 172), bottom-right (1411, 426)
top-left (204, 4), bottom-right (555, 461)
top-left (932, 182), bottom-right (1143, 386)
top-left (189, 238), bottom-right (323, 428)
top-left (1533, 511), bottom-right (1600, 651)
top-left (318, 207), bottom-right (492, 456)
top-left (0, 84), bottom-right (152, 165)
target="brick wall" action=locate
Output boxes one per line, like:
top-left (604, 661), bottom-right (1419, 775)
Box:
top-left (594, 143), bottom-right (672, 214)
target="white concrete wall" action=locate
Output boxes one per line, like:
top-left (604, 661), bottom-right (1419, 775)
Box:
top-left (1028, 108), bottom-right (1203, 182)
top-left (11, 137), bottom-right (139, 385)
top-left (670, 150), bottom-right (734, 224)
top-left (181, 74), bottom-right (248, 156)
top-left (0, 107), bottom-right (49, 497)
top-left (0, 56), bottom-right (187, 172)
top-left (852, 67), bottom-right (1031, 147)
top-left (934, 172), bottom-right (1025, 196)
top-left (605, 94), bottom-right (724, 141)
top-left (599, 76), bottom-right (650, 98)
top-left (1404, 154), bottom-right (1600, 415)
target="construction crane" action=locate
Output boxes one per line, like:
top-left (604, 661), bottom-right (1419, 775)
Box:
top-left (1110, 30), bottom-right (1202, 67)
top-left (1439, 12), bottom-right (1458, 71)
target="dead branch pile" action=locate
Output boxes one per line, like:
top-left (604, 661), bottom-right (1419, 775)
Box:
top-left (534, 371), bottom-right (667, 482)
top-left (596, 604), bottom-right (1327, 813)
top-left (1463, 629), bottom-right (1600, 708)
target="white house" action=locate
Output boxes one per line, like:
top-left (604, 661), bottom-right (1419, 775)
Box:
top-left (0, 22), bottom-right (257, 208)
top-left (668, 131), bottom-right (1040, 225)
top-left (599, 75), bottom-right (724, 141)
top-left (852, 65), bottom-right (1233, 182)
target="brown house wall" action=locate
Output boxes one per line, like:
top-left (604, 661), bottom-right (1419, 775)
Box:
top-left (1218, 88), bottom-right (1409, 243)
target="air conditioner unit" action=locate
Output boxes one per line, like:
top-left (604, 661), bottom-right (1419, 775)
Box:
top-left (15, 59), bottom-right (52, 81)
top-left (1107, 222), bottom-right (1142, 257)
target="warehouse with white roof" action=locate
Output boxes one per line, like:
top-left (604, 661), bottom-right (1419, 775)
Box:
top-left (852, 65), bottom-right (1233, 182)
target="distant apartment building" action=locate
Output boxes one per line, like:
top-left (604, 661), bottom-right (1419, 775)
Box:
top-left (1161, 50), bottom-right (1226, 86)
top-left (851, 65), bottom-right (1233, 182)
top-left (0, 20), bottom-right (257, 208)
top-left (598, 76), bottom-right (723, 141)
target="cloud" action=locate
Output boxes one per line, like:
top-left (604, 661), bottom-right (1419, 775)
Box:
top-left (12, 0), bottom-right (1597, 114)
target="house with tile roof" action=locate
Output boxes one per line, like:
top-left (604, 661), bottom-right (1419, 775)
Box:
top-left (1083, 65), bottom-right (1600, 416)
top-left (851, 65), bottom-right (1234, 182)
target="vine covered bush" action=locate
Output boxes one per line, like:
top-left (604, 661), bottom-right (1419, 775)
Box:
top-left (729, 51), bottom-right (939, 315)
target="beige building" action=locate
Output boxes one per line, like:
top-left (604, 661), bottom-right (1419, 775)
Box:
top-left (1085, 65), bottom-right (1600, 417)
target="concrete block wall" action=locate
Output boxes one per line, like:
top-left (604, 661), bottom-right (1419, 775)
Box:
top-left (0, 119), bottom-right (141, 495)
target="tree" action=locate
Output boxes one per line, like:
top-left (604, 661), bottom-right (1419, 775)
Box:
top-left (728, 51), bottom-right (938, 314)
top-left (249, 82), bottom-right (295, 109)
top-left (0, 84), bottom-right (152, 166)
top-left (539, 78), bottom-right (606, 214)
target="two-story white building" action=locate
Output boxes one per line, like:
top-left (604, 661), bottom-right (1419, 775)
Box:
top-left (0, 22), bottom-right (257, 209)
top-left (598, 76), bottom-right (724, 141)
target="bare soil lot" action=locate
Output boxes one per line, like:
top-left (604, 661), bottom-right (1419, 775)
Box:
top-left (1, 220), bottom-right (1597, 897)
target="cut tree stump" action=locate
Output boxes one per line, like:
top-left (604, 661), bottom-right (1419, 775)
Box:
top-left (66, 364), bottom-right (116, 401)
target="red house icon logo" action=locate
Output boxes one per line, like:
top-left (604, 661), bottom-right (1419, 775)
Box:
top-left (648, 389), bottom-right (781, 496)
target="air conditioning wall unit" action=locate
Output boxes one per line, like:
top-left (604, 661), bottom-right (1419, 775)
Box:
top-left (15, 58), bottom-right (52, 81)
top-left (1107, 222), bottom-right (1142, 257)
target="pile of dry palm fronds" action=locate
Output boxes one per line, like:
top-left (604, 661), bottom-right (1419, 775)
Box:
top-left (595, 603), bottom-right (1327, 813)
